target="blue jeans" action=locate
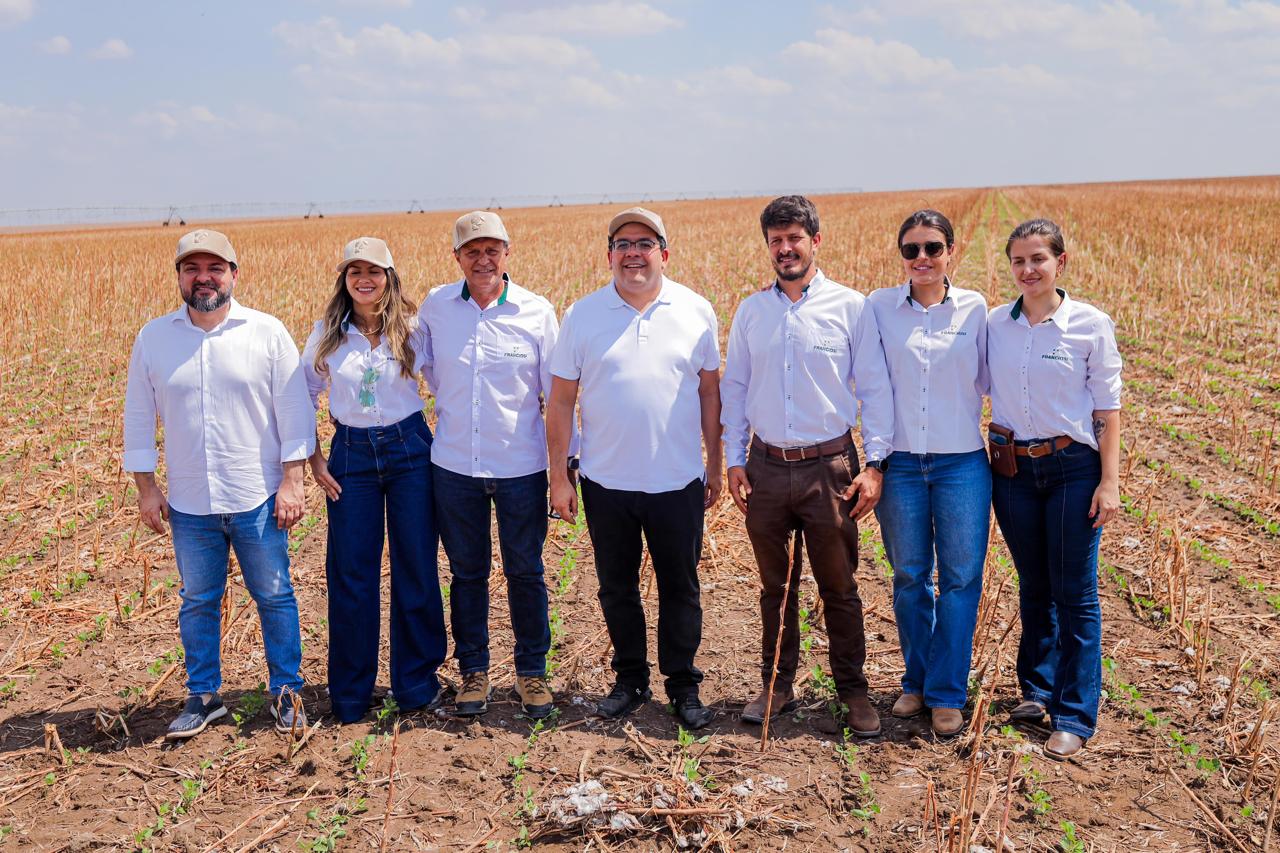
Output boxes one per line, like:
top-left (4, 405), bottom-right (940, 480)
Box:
top-left (432, 465), bottom-right (551, 677)
top-left (875, 449), bottom-right (991, 709)
top-left (326, 412), bottom-right (446, 722)
top-left (169, 494), bottom-right (303, 697)
top-left (991, 441), bottom-right (1103, 739)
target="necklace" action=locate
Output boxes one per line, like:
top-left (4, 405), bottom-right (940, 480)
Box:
top-left (353, 318), bottom-right (383, 337)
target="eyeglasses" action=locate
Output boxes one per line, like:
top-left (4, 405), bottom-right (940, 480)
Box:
top-left (610, 239), bottom-right (661, 254)
top-left (900, 241), bottom-right (947, 260)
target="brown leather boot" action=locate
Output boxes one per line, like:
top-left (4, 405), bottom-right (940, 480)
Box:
top-left (931, 707), bottom-right (964, 737)
top-left (843, 693), bottom-right (881, 738)
top-left (891, 692), bottom-right (925, 718)
top-left (741, 686), bottom-right (797, 724)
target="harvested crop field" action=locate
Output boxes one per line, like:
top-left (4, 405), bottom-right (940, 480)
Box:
top-left (1, 176), bottom-right (1279, 851)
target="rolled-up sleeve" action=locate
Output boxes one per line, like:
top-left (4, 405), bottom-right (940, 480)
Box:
top-left (300, 323), bottom-right (327, 411)
top-left (719, 304), bottom-right (752, 469)
top-left (849, 303), bottom-right (895, 462)
top-left (272, 326), bottom-right (317, 462)
top-left (1087, 314), bottom-right (1123, 410)
top-left (122, 332), bottom-right (159, 473)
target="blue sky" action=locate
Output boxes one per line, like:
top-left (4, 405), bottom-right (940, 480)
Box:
top-left (2, 0), bottom-right (1277, 212)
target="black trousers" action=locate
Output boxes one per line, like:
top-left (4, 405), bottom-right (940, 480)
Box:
top-left (580, 476), bottom-right (705, 701)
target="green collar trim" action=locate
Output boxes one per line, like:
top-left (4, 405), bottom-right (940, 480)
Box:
top-left (1010, 287), bottom-right (1065, 322)
top-left (462, 275), bottom-right (509, 306)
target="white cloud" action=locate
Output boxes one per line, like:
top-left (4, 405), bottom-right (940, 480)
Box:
top-left (491, 1), bottom-right (683, 37)
top-left (0, 0), bottom-right (33, 29)
top-left (89, 38), bottom-right (133, 60)
top-left (1185, 0), bottom-right (1280, 34)
top-left (675, 65), bottom-right (793, 98)
top-left (785, 29), bottom-right (955, 84)
top-left (38, 34), bottom-right (70, 54)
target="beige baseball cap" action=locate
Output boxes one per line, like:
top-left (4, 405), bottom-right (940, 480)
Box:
top-left (337, 237), bottom-right (395, 273)
top-left (453, 210), bottom-right (510, 250)
top-left (175, 229), bottom-right (237, 267)
top-left (608, 207), bottom-right (666, 241)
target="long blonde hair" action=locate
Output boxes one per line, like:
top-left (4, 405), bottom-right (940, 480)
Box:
top-left (312, 265), bottom-right (418, 380)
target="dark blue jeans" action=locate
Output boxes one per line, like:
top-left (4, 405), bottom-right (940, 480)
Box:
top-left (432, 465), bottom-right (551, 677)
top-left (325, 412), bottom-right (446, 722)
top-left (991, 440), bottom-right (1103, 739)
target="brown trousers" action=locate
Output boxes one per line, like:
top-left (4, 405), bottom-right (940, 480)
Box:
top-left (744, 443), bottom-right (868, 697)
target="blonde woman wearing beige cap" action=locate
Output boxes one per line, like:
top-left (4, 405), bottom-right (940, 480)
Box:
top-left (302, 237), bottom-right (447, 724)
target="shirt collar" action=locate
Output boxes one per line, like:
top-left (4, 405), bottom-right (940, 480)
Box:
top-left (772, 269), bottom-right (826, 301)
top-left (1009, 288), bottom-right (1070, 326)
top-left (902, 278), bottom-right (952, 308)
top-left (606, 275), bottom-right (673, 309)
top-left (460, 272), bottom-right (510, 306)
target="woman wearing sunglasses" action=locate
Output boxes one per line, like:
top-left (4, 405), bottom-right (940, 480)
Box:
top-left (987, 219), bottom-right (1122, 760)
top-left (302, 237), bottom-right (447, 723)
top-left (867, 209), bottom-right (991, 738)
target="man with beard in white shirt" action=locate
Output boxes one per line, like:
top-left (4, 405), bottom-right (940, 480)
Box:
top-left (123, 229), bottom-right (314, 739)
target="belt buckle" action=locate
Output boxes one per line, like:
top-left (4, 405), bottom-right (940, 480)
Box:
top-left (1026, 441), bottom-right (1048, 458)
top-left (781, 446), bottom-right (805, 462)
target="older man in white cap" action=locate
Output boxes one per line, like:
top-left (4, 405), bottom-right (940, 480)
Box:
top-left (547, 207), bottom-right (723, 729)
top-left (123, 229), bottom-right (315, 739)
top-left (419, 211), bottom-right (575, 720)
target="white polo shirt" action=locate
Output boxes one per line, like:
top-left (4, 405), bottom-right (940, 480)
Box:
top-left (551, 277), bottom-right (720, 493)
top-left (301, 315), bottom-right (430, 429)
top-left (123, 299), bottom-right (316, 515)
top-left (867, 281), bottom-right (988, 455)
top-left (420, 276), bottom-right (576, 479)
top-left (720, 271), bottom-right (895, 469)
top-left (987, 290), bottom-right (1123, 449)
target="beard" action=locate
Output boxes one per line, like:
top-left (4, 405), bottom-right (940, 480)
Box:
top-left (775, 256), bottom-right (812, 282)
top-left (184, 284), bottom-right (232, 313)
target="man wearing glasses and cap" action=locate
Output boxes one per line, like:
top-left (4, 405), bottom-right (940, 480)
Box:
top-left (123, 229), bottom-right (315, 739)
top-left (547, 207), bottom-right (723, 729)
top-left (420, 211), bottom-right (577, 720)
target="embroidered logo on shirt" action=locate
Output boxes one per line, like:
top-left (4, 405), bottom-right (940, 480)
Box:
top-left (503, 346), bottom-right (530, 359)
top-left (939, 325), bottom-right (968, 336)
top-left (1041, 346), bottom-right (1071, 363)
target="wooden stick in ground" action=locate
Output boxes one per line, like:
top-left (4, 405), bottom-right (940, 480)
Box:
top-left (43, 723), bottom-right (68, 766)
top-left (378, 720), bottom-right (402, 853)
top-left (1265, 763), bottom-right (1279, 852)
top-left (228, 780), bottom-right (320, 853)
top-left (761, 529), bottom-right (799, 750)
top-left (995, 751), bottom-right (1017, 853)
top-left (1164, 761), bottom-right (1246, 850)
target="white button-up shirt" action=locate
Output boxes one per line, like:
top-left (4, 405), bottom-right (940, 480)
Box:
top-left (987, 290), bottom-right (1123, 449)
top-left (420, 277), bottom-right (575, 479)
top-left (721, 271), bottom-right (895, 469)
top-left (867, 281), bottom-right (989, 454)
top-left (123, 299), bottom-right (316, 515)
top-left (551, 277), bottom-right (720, 493)
top-left (301, 315), bottom-right (430, 429)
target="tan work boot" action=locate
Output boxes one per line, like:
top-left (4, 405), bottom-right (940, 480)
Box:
top-left (931, 707), bottom-right (965, 737)
top-left (741, 687), bottom-right (797, 724)
top-left (515, 675), bottom-right (555, 720)
top-left (843, 693), bottom-right (881, 738)
top-left (454, 671), bottom-right (491, 717)
top-left (891, 692), bottom-right (925, 718)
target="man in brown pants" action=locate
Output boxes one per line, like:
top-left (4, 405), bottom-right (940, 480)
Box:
top-left (721, 196), bottom-right (895, 736)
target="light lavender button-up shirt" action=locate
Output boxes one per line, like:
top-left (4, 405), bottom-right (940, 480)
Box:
top-left (421, 276), bottom-right (575, 479)
top-left (122, 299), bottom-right (316, 515)
top-left (721, 270), bottom-right (895, 469)
top-left (987, 290), bottom-right (1123, 449)
top-left (867, 281), bottom-right (989, 455)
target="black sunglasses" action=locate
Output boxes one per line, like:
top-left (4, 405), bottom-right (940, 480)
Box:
top-left (900, 241), bottom-right (947, 260)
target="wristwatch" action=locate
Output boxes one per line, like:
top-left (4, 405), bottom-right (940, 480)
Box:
top-left (567, 457), bottom-right (580, 471)
top-left (864, 458), bottom-right (889, 473)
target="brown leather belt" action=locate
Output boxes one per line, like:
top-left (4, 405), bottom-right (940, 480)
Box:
top-left (752, 433), bottom-right (854, 462)
top-left (1013, 436), bottom-right (1073, 458)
